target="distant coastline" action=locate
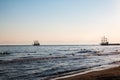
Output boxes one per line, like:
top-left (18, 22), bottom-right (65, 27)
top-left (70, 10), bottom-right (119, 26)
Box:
top-left (0, 44), bottom-right (99, 47)
top-left (101, 43), bottom-right (120, 46)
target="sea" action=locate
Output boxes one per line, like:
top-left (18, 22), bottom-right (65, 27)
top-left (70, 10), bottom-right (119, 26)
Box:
top-left (0, 45), bottom-right (120, 80)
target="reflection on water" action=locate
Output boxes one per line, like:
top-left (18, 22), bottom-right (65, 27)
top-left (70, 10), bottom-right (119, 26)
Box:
top-left (0, 45), bottom-right (120, 80)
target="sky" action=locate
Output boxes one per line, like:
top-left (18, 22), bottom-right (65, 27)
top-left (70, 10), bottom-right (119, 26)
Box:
top-left (0, 0), bottom-right (120, 45)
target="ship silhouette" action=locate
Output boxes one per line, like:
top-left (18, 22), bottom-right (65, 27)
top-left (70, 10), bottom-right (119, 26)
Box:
top-left (100, 36), bottom-right (120, 45)
top-left (33, 40), bottom-right (40, 46)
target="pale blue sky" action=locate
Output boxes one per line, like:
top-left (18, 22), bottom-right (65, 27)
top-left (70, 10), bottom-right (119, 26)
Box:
top-left (0, 0), bottom-right (120, 45)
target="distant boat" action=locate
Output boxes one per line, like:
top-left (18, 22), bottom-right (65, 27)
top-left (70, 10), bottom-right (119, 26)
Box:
top-left (100, 36), bottom-right (109, 45)
top-left (100, 36), bottom-right (120, 45)
top-left (33, 40), bottom-right (40, 46)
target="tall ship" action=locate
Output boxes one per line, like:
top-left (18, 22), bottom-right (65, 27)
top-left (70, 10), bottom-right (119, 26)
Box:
top-left (33, 40), bottom-right (40, 46)
top-left (100, 36), bottom-right (120, 45)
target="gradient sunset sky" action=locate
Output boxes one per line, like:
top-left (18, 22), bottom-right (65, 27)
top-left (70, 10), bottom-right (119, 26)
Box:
top-left (0, 0), bottom-right (120, 45)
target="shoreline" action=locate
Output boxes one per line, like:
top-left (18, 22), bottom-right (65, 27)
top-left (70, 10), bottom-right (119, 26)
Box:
top-left (58, 66), bottom-right (120, 80)
top-left (52, 62), bottom-right (120, 80)
top-left (53, 66), bottom-right (120, 80)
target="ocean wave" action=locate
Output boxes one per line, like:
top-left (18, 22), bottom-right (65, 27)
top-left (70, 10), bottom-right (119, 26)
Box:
top-left (0, 52), bottom-right (10, 55)
top-left (77, 49), bottom-right (100, 54)
top-left (0, 56), bottom-right (67, 64)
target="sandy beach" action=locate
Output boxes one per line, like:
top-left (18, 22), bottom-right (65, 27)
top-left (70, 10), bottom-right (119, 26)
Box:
top-left (56, 66), bottom-right (120, 80)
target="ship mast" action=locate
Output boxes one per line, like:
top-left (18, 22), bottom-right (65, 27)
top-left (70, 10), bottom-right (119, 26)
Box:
top-left (101, 36), bottom-right (109, 45)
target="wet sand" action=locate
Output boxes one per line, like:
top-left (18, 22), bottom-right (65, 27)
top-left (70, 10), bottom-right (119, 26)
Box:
top-left (56, 66), bottom-right (120, 80)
